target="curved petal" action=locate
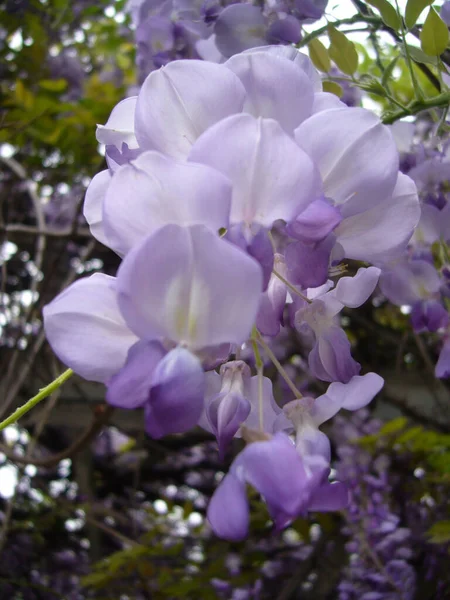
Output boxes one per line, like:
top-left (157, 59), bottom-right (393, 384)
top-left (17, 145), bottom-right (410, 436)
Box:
top-left (214, 4), bottom-right (267, 58)
top-left (312, 92), bottom-right (346, 113)
top-left (103, 151), bottom-right (232, 256)
top-left (242, 46), bottom-right (322, 91)
top-left (206, 391), bottom-right (251, 458)
top-left (135, 60), bottom-right (246, 158)
top-left (43, 274), bottom-right (138, 383)
top-left (295, 107), bottom-right (399, 216)
top-left (145, 347), bottom-right (205, 438)
top-left (83, 170), bottom-right (112, 248)
top-left (287, 198), bottom-right (342, 243)
top-left (106, 340), bottom-right (166, 409)
top-left (189, 114), bottom-right (320, 227)
top-left (309, 326), bottom-right (361, 383)
top-left (328, 266), bottom-right (381, 309)
top-left (335, 173), bottom-right (420, 264)
top-left (117, 224), bottom-right (263, 349)
top-left (225, 51), bottom-right (314, 133)
top-left (96, 97), bottom-right (138, 149)
top-left (311, 372), bottom-right (384, 425)
top-left (286, 235), bottom-right (334, 289)
top-left (235, 433), bottom-right (310, 524)
top-left (207, 473), bottom-right (250, 541)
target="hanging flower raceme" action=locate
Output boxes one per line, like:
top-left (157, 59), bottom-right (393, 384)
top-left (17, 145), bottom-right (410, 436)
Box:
top-left (43, 45), bottom-right (421, 540)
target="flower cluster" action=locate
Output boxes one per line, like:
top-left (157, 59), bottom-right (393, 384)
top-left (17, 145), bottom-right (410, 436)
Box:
top-left (383, 120), bottom-right (450, 378)
top-left (332, 411), bottom-right (417, 600)
top-left (128, 0), bottom-right (328, 81)
top-left (43, 46), bottom-right (420, 539)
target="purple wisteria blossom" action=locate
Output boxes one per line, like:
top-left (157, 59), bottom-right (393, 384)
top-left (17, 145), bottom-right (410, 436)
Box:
top-left (44, 45), bottom-right (421, 539)
top-left (128, 0), bottom-right (329, 78)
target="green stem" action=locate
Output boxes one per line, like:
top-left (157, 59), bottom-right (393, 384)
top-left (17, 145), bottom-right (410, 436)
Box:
top-left (0, 369), bottom-right (73, 431)
top-left (298, 15), bottom-right (382, 48)
top-left (394, 0), bottom-right (424, 101)
top-left (254, 330), bottom-right (303, 400)
top-left (382, 92), bottom-right (450, 124)
top-left (272, 269), bottom-right (312, 304)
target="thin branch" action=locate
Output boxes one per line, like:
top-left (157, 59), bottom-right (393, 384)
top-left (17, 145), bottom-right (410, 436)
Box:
top-left (0, 405), bottom-right (114, 468)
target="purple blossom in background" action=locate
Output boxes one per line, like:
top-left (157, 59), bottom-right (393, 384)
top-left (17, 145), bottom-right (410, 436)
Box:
top-left (127, 0), bottom-right (329, 78)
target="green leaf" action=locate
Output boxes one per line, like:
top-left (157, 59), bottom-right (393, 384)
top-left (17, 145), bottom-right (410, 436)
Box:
top-left (365, 0), bottom-right (401, 30)
top-left (308, 39), bottom-right (331, 72)
top-left (328, 26), bottom-right (359, 75)
top-left (403, 44), bottom-right (438, 64)
top-left (39, 78), bottom-right (68, 92)
top-left (379, 417), bottom-right (408, 435)
top-left (405, 0), bottom-right (433, 29)
top-left (322, 80), bottom-right (343, 97)
top-left (382, 55), bottom-right (400, 87)
top-left (421, 7), bottom-right (449, 56)
top-left (428, 520), bottom-right (450, 544)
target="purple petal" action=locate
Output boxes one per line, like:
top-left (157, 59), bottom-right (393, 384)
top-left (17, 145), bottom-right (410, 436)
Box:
top-left (411, 299), bottom-right (449, 333)
top-left (436, 339), bottom-right (450, 379)
top-left (286, 198), bottom-right (342, 243)
top-left (329, 266), bottom-right (380, 309)
top-left (145, 347), bottom-right (205, 438)
top-left (190, 114), bottom-right (320, 227)
top-left (266, 16), bottom-right (302, 44)
top-left (135, 60), bottom-right (246, 159)
top-left (207, 391), bottom-right (251, 458)
top-left (335, 173), bottom-right (420, 264)
top-left (43, 274), bottom-right (138, 383)
top-left (214, 4), bottom-right (267, 58)
top-left (309, 326), bottom-right (361, 383)
top-left (286, 235), bottom-right (334, 289)
top-left (207, 473), bottom-right (250, 541)
top-left (312, 372), bottom-right (384, 425)
top-left (256, 256), bottom-right (288, 337)
top-left (379, 260), bottom-right (441, 306)
top-left (103, 151), bottom-right (231, 256)
top-left (312, 92), bottom-right (346, 113)
top-left (243, 45), bottom-right (322, 91)
top-left (234, 433), bottom-right (310, 527)
top-left (106, 340), bottom-right (166, 409)
top-left (117, 224), bottom-right (263, 349)
top-left (225, 51), bottom-right (313, 133)
top-left (295, 107), bottom-right (399, 217)
top-left (226, 223), bottom-right (274, 290)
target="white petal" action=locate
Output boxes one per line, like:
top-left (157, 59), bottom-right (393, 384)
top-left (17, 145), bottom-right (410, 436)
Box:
top-left (189, 114), bottom-right (320, 227)
top-left (335, 173), bottom-right (420, 264)
top-left (83, 170), bottom-right (112, 248)
top-left (135, 60), bottom-right (246, 159)
top-left (43, 274), bottom-right (138, 383)
top-left (295, 107), bottom-right (399, 216)
top-left (225, 51), bottom-right (314, 133)
top-left (103, 151), bottom-right (232, 256)
top-left (96, 97), bottom-right (138, 149)
top-left (117, 224), bottom-right (263, 350)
